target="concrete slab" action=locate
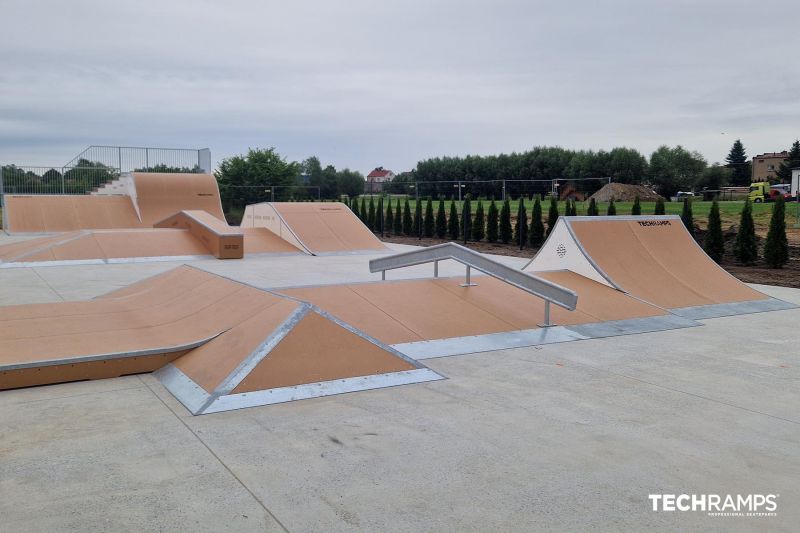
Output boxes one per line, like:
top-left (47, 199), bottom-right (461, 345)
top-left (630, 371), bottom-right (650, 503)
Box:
top-left (0, 241), bottom-right (797, 531)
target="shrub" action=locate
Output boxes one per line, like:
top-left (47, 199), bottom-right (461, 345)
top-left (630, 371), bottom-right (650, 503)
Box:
top-left (411, 198), bottom-right (421, 236)
top-left (514, 198), bottom-right (528, 247)
top-left (384, 198), bottom-right (393, 234)
top-left (487, 199), bottom-right (499, 243)
top-left (587, 198), bottom-right (598, 216)
top-left (360, 197), bottom-right (367, 223)
top-left (435, 198), bottom-right (447, 238)
top-left (351, 197), bottom-right (360, 219)
top-left (529, 195), bottom-right (545, 247)
top-left (764, 195), bottom-right (789, 268)
top-left (500, 198), bottom-right (512, 243)
top-left (367, 197), bottom-right (376, 230)
top-left (681, 198), bottom-right (693, 236)
top-left (393, 199), bottom-right (402, 235)
top-left (423, 198), bottom-right (434, 237)
top-left (473, 200), bottom-right (485, 241)
top-left (448, 200), bottom-right (460, 240)
top-left (631, 196), bottom-right (641, 215)
top-left (654, 197), bottom-right (665, 215)
top-left (733, 199), bottom-right (757, 264)
top-left (546, 197), bottom-right (559, 236)
top-left (703, 199), bottom-right (724, 263)
top-left (402, 198), bottom-right (413, 235)
top-left (462, 195), bottom-right (472, 241)
top-left (607, 199), bottom-right (616, 216)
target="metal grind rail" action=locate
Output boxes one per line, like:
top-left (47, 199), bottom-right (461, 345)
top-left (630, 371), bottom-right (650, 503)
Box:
top-left (369, 242), bottom-right (577, 326)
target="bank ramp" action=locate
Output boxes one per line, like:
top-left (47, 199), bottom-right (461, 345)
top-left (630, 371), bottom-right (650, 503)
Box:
top-left (524, 215), bottom-right (794, 318)
top-left (241, 202), bottom-right (387, 255)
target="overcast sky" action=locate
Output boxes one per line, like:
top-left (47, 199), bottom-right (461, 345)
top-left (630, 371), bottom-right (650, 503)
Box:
top-left (1, 0), bottom-right (797, 174)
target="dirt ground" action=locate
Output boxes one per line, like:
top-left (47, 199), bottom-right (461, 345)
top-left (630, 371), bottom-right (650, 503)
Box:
top-left (380, 230), bottom-right (800, 289)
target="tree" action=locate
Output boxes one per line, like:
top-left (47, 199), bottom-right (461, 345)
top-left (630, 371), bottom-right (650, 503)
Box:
top-left (462, 196), bottom-right (473, 241)
top-left (435, 198), bottom-right (447, 238)
top-left (411, 198), bottom-right (422, 236)
top-left (336, 169), bottom-right (366, 198)
top-left (776, 140), bottom-right (800, 183)
top-left (764, 195), bottom-right (789, 268)
top-left (648, 145), bottom-right (707, 198)
top-left (472, 201), bottom-right (485, 241)
top-left (487, 199), bottom-right (499, 243)
top-left (529, 196), bottom-right (545, 247)
top-left (696, 165), bottom-right (730, 191)
top-left (215, 147), bottom-right (300, 210)
top-left (546, 197), bottom-right (559, 236)
top-left (499, 198), bottom-right (512, 243)
top-left (587, 198), bottom-right (598, 216)
top-left (367, 197), bottom-right (376, 230)
top-left (704, 200), bottom-right (724, 263)
top-left (607, 199), bottom-right (616, 216)
top-left (302, 156), bottom-right (336, 199)
top-left (402, 198), bottom-right (413, 235)
top-left (514, 198), bottom-right (528, 247)
top-left (351, 196), bottom-right (360, 219)
top-left (423, 198), bottom-right (434, 237)
top-left (654, 197), bottom-right (665, 215)
top-left (393, 199), bottom-right (403, 235)
top-left (681, 198), bottom-right (693, 236)
top-left (448, 200), bottom-right (460, 240)
top-left (376, 196), bottom-right (384, 233)
top-left (385, 199), bottom-right (394, 234)
top-left (725, 140), bottom-right (751, 186)
top-left (631, 196), bottom-right (641, 215)
top-left (733, 199), bottom-right (758, 264)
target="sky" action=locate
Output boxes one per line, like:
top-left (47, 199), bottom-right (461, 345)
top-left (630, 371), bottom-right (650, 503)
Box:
top-left (1, 0), bottom-right (797, 174)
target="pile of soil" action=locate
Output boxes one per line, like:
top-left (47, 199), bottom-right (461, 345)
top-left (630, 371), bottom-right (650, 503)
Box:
top-left (589, 183), bottom-right (662, 202)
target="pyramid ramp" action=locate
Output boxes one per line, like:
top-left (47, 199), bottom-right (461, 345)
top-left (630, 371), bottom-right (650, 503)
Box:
top-left (524, 216), bottom-right (795, 318)
top-left (241, 202), bottom-right (387, 255)
top-left (155, 210), bottom-right (244, 259)
top-left (157, 302), bottom-right (442, 415)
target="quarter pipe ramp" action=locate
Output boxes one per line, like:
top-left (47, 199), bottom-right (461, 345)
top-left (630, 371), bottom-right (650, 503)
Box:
top-left (241, 202), bottom-right (387, 255)
top-left (524, 215), bottom-right (792, 317)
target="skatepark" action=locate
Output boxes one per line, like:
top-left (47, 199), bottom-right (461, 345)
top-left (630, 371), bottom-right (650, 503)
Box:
top-left (1, 173), bottom-right (798, 531)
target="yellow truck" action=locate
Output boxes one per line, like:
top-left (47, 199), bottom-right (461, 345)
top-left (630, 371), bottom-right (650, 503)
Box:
top-left (748, 182), bottom-right (792, 203)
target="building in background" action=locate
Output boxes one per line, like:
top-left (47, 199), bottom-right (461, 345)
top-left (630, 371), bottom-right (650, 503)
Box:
top-left (366, 167), bottom-right (394, 193)
top-left (752, 151), bottom-right (789, 182)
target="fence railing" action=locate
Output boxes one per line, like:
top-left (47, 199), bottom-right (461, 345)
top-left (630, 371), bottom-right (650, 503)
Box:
top-left (0, 165), bottom-right (121, 197)
top-left (64, 145), bottom-right (211, 174)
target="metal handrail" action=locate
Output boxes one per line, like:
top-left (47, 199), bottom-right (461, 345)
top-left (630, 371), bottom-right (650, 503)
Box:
top-left (369, 242), bottom-right (577, 326)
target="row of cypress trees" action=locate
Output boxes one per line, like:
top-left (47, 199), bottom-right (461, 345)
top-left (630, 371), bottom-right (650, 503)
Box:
top-left (702, 196), bottom-right (787, 268)
top-left (351, 195), bottom-right (789, 267)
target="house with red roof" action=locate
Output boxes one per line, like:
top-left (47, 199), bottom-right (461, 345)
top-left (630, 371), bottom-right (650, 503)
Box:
top-left (366, 166), bottom-right (395, 193)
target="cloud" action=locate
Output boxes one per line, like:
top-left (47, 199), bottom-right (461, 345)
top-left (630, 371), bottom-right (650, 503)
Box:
top-left (1, 0), bottom-right (796, 172)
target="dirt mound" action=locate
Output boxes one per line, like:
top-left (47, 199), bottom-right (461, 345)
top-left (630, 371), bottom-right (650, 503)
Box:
top-left (589, 183), bottom-right (663, 202)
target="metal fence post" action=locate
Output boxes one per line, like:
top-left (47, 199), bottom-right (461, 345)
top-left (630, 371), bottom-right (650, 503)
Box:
top-left (0, 166), bottom-right (4, 208)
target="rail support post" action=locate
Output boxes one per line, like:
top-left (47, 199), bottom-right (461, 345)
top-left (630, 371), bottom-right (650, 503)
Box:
top-left (381, 270), bottom-right (385, 281)
top-left (538, 300), bottom-right (553, 327)
top-left (460, 265), bottom-right (477, 287)
top-left (434, 260), bottom-right (439, 278)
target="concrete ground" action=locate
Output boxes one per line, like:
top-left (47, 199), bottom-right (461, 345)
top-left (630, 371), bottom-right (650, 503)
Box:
top-left (0, 244), bottom-right (798, 532)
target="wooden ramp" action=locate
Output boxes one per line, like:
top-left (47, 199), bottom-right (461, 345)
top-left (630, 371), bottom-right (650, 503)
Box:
top-left (241, 202), bottom-right (387, 255)
top-left (523, 216), bottom-right (793, 318)
top-left (2, 173), bottom-right (225, 233)
top-left (0, 266), bottom-right (441, 413)
top-left (155, 210), bottom-right (244, 259)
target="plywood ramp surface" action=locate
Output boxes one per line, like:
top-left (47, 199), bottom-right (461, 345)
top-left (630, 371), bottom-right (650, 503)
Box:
top-left (0, 266), bottom-right (282, 389)
top-left (567, 217), bottom-right (766, 308)
top-left (3, 195), bottom-right (142, 232)
top-left (0, 229), bottom-right (213, 263)
top-left (133, 173), bottom-right (225, 226)
top-left (242, 202), bottom-right (386, 254)
top-left (241, 227), bottom-right (303, 254)
top-left (279, 273), bottom-right (665, 345)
